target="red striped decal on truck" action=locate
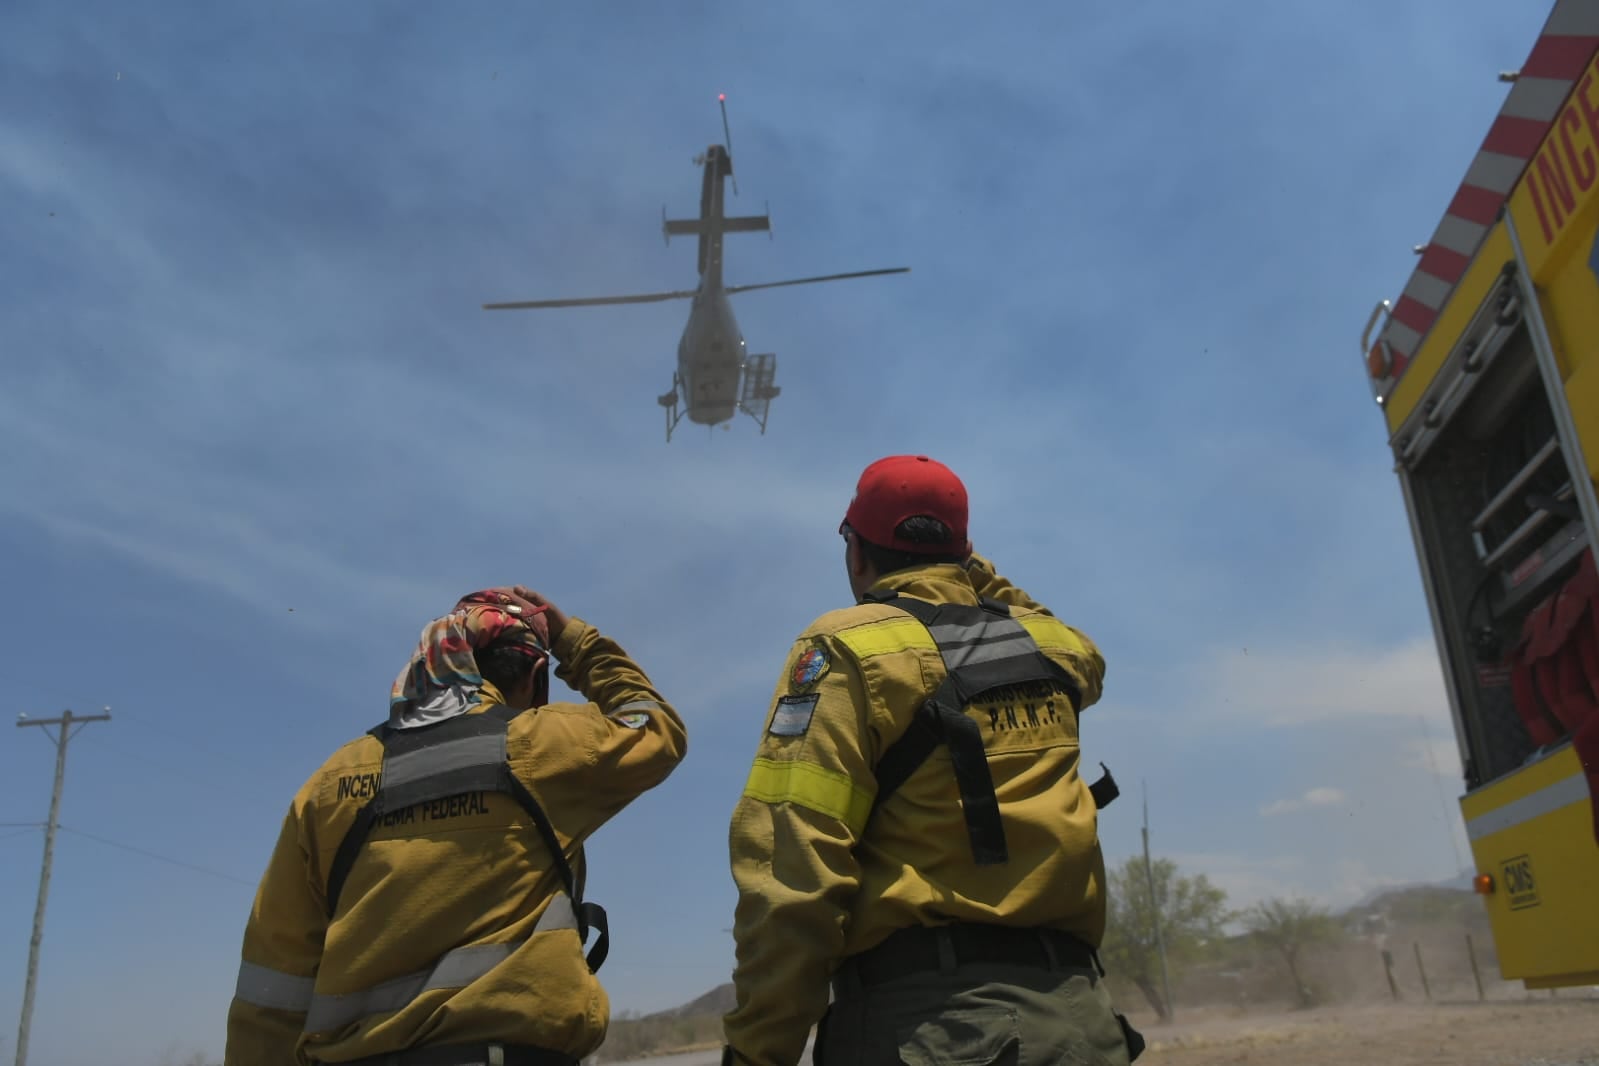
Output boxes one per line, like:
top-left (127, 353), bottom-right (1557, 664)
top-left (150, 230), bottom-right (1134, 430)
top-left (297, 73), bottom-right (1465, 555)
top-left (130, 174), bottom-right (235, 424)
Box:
top-left (1373, 0), bottom-right (1599, 395)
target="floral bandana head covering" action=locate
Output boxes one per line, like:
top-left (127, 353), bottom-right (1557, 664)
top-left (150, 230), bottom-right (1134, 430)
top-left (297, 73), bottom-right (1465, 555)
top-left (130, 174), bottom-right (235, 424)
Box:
top-left (388, 590), bottom-right (551, 729)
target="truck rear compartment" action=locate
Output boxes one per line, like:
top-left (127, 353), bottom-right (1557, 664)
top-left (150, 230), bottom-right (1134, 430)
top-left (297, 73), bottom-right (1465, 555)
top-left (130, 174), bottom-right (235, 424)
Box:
top-left (1399, 270), bottom-right (1594, 789)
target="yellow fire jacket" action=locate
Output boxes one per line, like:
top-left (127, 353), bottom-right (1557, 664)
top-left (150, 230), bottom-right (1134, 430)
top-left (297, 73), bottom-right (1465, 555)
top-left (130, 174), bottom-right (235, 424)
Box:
top-left (723, 554), bottom-right (1108, 1066)
top-left (224, 617), bottom-right (688, 1066)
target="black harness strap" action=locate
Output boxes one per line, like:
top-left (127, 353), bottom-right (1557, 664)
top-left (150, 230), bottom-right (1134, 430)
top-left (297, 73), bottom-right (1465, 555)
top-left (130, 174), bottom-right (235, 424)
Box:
top-left (500, 771), bottom-right (610, 972)
top-left (865, 590), bottom-right (1106, 865)
top-left (324, 704), bottom-right (608, 973)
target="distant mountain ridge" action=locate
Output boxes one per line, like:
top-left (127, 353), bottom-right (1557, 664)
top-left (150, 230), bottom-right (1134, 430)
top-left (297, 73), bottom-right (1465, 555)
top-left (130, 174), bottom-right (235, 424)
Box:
top-left (1347, 868), bottom-right (1477, 911)
top-left (650, 982), bottom-right (736, 1021)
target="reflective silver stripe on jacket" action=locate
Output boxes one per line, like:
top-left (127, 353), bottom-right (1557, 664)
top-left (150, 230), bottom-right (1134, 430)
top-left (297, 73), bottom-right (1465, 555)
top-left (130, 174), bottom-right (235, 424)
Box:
top-left (383, 732), bottom-right (507, 791)
top-left (925, 614), bottom-right (1039, 671)
top-left (303, 892), bottom-right (580, 1032)
top-left (235, 960), bottom-right (316, 1013)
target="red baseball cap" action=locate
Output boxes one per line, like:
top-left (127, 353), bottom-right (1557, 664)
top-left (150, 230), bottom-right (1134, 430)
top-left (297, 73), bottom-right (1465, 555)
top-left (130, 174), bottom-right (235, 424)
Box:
top-left (842, 454), bottom-right (971, 555)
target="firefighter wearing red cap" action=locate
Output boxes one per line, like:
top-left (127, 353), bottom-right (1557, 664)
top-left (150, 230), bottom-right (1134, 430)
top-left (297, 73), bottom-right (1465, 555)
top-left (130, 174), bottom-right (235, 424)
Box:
top-left (224, 587), bottom-right (687, 1066)
top-left (721, 456), bottom-right (1140, 1066)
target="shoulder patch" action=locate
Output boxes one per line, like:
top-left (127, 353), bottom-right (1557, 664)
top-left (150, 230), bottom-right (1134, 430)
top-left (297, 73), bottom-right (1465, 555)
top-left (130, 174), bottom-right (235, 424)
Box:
top-left (768, 693), bottom-right (819, 737)
top-left (790, 644), bottom-right (830, 690)
top-left (614, 711), bottom-right (650, 730)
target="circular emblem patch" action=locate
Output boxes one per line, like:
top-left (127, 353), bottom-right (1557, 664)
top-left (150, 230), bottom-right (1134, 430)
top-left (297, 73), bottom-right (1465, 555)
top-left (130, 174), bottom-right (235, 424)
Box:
top-left (792, 646), bottom-right (829, 688)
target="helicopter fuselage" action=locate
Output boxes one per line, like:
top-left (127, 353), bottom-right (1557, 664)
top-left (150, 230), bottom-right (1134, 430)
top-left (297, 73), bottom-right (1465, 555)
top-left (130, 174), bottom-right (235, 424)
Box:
top-left (676, 283), bottom-right (745, 427)
top-left (672, 141), bottom-right (744, 428)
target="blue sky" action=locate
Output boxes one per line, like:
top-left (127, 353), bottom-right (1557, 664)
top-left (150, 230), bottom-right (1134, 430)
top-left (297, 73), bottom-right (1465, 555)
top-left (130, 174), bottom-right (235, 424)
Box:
top-left (0, 1), bottom-right (1558, 1062)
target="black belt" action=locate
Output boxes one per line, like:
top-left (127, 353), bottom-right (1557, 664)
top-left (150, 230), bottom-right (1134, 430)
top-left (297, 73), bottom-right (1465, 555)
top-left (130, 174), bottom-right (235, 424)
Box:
top-left (846, 923), bottom-right (1099, 986)
top-left (334, 1044), bottom-right (579, 1066)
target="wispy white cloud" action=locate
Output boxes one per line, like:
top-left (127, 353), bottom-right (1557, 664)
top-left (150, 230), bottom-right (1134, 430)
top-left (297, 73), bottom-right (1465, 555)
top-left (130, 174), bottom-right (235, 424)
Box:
top-left (1205, 638), bottom-right (1450, 728)
top-left (1401, 732), bottom-right (1469, 780)
top-left (1261, 786), bottom-right (1347, 817)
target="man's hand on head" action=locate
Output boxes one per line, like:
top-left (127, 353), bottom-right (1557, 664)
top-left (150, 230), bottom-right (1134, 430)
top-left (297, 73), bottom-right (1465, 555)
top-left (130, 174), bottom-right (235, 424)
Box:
top-left (508, 586), bottom-right (569, 645)
top-left (471, 587), bottom-right (562, 650)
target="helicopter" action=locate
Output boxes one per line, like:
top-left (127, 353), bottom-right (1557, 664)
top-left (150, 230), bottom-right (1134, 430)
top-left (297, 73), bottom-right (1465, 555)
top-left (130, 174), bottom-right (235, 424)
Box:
top-left (482, 96), bottom-right (910, 442)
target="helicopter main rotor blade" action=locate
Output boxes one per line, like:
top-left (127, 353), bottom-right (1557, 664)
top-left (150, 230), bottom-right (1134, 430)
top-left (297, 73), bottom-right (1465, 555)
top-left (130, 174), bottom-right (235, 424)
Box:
top-left (483, 289), bottom-right (698, 310)
top-left (719, 93), bottom-right (738, 196)
top-left (725, 267), bottom-right (910, 296)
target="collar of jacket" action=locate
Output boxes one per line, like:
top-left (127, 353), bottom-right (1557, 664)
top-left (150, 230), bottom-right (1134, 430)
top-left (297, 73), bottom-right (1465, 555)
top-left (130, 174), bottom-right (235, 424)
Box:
top-left (471, 678), bottom-right (511, 710)
top-left (862, 562), bottom-right (979, 606)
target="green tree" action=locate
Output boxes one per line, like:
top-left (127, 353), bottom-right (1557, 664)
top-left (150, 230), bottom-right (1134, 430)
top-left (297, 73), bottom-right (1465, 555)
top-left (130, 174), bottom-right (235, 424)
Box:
top-left (1244, 896), bottom-right (1342, 1008)
top-left (1100, 856), bottom-right (1230, 1022)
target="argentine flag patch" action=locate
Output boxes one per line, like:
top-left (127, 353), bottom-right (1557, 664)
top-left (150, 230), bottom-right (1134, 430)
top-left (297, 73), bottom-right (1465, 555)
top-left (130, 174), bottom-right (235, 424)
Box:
top-left (768, 694), bottom-right (819, 737)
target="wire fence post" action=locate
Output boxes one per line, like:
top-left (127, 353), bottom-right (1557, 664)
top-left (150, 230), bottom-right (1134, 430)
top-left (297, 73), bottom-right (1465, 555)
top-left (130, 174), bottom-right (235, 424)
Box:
top-left (1466, 933), bottom-right (1485, 1001)
top-left (1413, 941), bottom-right (1432, 1002)
top-left (1382, 948), bottom-right (1401, 1001)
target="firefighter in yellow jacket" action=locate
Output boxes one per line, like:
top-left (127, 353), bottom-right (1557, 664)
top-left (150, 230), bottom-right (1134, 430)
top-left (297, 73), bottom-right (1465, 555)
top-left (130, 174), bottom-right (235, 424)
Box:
top-left (722, 455), bottom-right (1141, 1066)
top-left (225, 586), bottom-right (687, 1066)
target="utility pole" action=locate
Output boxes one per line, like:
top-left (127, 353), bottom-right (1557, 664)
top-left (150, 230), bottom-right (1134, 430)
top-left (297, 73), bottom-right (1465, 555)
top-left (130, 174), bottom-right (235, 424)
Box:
top-left (1141, 780), bottom-right (1174, 1022)
top-left (14, 707), bottom-right (110, 1066)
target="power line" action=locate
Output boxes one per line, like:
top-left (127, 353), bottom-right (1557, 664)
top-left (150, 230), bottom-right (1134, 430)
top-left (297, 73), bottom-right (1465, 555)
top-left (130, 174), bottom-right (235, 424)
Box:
top-left (55, 826), bottom-right (256, 888)
top-left (13, 706), bottom-right (110, 1066)
top-left (0, 829), bottom-right (41, 844)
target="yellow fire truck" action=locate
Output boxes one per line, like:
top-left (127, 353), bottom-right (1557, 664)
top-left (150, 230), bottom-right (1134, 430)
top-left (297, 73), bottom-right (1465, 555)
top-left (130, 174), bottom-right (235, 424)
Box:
top-left (1360, 0), bottom-right (1599, 989)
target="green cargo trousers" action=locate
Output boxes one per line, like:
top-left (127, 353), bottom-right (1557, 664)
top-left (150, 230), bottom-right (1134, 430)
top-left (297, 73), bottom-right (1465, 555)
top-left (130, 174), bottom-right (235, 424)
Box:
top-left (817, 954), bottom-right (1139, 1066)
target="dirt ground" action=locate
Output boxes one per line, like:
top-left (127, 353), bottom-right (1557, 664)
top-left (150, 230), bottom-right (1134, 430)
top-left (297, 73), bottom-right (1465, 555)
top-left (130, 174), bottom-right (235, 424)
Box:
top-left (1121, 995), bottom-right (1599, 1066)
